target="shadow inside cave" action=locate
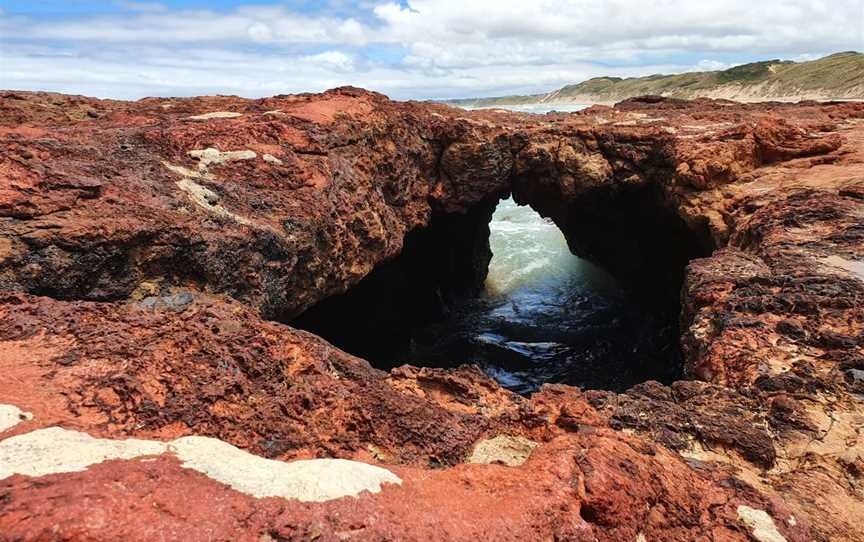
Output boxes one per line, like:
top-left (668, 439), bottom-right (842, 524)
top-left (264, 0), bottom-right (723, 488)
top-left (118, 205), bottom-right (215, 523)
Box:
top-left (292, 183), bottom-right (710, 394)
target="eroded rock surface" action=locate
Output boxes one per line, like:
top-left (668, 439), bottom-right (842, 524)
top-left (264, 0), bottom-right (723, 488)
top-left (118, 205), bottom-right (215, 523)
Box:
top-left (1, 88), bottom-right (863, 540)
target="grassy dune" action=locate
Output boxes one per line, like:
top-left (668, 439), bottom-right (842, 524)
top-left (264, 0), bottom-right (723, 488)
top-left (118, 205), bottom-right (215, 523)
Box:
top-left (448, 52), bottom-right (864, 107)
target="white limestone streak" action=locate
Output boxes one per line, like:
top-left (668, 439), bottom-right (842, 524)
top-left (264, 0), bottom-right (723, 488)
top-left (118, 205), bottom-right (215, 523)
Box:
top-left (0, 426), bottom-right (402, 503)
top-left (262, 153), bottom-right (284, 165)
top-left (0, 404), bottom-right (33, 433)
top-left (737, 506), bottom-right (788, 542)
top-left (170, 436), bottom-right (402, 501)
top-left (0, 428), bottom-right (166, 479)
top-left (173, 178), bottom-right (252, 225)
top-left (162, 147), bottom-right (257, 224)
top-left (467, 435), bottom-right (539, 466)
top-left (188, 148), bottom-right (256, 171)
top-left (186, 111), bottom-right (243, 121)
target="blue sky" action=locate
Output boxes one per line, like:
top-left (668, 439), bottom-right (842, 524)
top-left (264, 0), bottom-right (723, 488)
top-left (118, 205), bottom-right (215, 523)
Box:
top-left (2, 1), bottom-right (410, 18)
top-left (1, 0), bottom-right (861, 100)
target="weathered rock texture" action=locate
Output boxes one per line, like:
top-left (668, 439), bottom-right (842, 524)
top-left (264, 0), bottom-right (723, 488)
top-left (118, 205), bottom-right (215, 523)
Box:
top-left (1, 88), bottom-right (863, 541)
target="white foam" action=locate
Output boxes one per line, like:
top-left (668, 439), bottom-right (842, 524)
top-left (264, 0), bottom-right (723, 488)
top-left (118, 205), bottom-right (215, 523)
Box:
top-left (487, 257), bottom-right (555, 292)
top-left (489, 220), bottom-right (555, 234)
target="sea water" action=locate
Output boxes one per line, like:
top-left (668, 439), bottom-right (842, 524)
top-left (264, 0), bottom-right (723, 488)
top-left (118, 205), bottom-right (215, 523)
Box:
top-left (403, 103), bottom-right (679, 394)
top-left (467, 103), bottom-right (591, 114)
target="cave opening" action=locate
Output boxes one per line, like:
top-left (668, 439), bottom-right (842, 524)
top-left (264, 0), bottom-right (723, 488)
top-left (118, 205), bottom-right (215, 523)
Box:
top-left (291, 196), bottom-right (499, 368)
top-left (292, 188), bottom-right (709, 394)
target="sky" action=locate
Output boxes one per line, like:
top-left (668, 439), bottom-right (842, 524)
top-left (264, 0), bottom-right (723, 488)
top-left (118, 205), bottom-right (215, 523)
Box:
top-left (1, 0), bottom-right (862, 100)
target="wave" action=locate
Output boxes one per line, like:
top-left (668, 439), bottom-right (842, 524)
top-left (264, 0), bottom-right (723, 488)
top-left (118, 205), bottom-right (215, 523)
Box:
top-left (403, 196), bottom-right (677, 394)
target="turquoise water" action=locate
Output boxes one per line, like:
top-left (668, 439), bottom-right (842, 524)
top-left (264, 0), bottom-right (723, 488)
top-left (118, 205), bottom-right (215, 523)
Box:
top-left (467, 103), bottom-right (591, 114)
top-left (404, 196), bottom-right (680, 394)
top-left (403, 103), bottom-right (679, 393)
top-left (485, 198), bottom-right (615, 297)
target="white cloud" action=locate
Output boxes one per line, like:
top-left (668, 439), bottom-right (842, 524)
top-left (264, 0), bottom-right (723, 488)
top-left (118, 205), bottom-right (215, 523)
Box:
top-left (303, 51), bottom-right (355, 71)
top-left (0, 0), bottom-right (861, 99)
top-left (246, 22), bottom-right (274, 43)
top-left (790, 52), bottom-right (828, 63)
top-left (692, 60), bottom-right (732, 72)
top-left (4, 7), bottom-right (371, 45)
top-left (0, 41), bottom-right (738, 100)
top-left (374, 0), bottom-right (863, 66)
top-left (118, 2), bottom-right (168, 13)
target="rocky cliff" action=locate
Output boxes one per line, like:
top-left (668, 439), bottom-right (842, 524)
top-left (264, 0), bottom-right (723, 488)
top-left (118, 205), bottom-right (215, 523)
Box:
top-left (1, 88), bottom-right (863, 541)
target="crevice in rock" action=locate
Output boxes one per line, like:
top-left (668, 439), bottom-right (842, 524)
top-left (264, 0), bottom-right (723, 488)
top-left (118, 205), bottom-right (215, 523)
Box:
top-left (291, 197), bottom-right (499, 367)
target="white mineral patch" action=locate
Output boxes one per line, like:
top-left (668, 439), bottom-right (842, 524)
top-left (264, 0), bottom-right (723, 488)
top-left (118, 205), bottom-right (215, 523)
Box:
top-left (0, 427), bottom-right (402, 502)
top-left (176, 178), bottom-right (219, 206)
top-left (188, 148), bottom-right (256, 171)
top-left (163, 161), bottom-right (209, 180)
top-left (186, 111), bottom-right (243, 120)
top-left (737, 506), bottom-right (787, 542)
top-left (262, 153), bottom-right (284, 165)
top-left (170, 435), bottom-right (402, 501)
top-left (468, 435), bottom-right (539, 466)
top-left (162, 151), bottom-right (256, 225)
top-left (0, 427), bottom-right (167, 479)
top-left (0, 404), bottom-right (33, 433)
top-left (821, 256), bottom-right (864, 281)
top-left (174, 178), bottom-right (251, 225)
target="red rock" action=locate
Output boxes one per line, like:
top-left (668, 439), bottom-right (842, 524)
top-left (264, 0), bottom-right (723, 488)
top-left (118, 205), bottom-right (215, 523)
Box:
top-left (1, 89), bottom-right (863, 540)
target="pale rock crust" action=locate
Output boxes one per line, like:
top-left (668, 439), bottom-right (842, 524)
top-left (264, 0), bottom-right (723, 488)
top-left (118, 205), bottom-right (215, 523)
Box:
top-left (0, 427), bottom-right (166, 479)
top-left (162, 161), bottom-right (209, 180)
top-left (820, 255), bottom-right (864, 281)
top-left (188, 148), bottom-right (256, 171)
top-left (186, 111), bottom-right (243, 121)
top-left (0, 427), bottom-right (402, 502)
top-left (162, 148), bottom-right (257, 225)
top-left (467, 435), bottom-right (539, 466)
top-left (1, 88), bottom-right (862, 541)
top-left (171, 436), bottom-right (402, 501)
top-left (737, 506), bottom-right (788, 542)
top-left (174, 178), bottom-right (252, 225)
top-left (0, 404), bottom-right (33, 433)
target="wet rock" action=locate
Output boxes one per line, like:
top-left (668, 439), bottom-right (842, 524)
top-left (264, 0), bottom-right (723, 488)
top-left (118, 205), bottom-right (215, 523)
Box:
top-left (138, 291), bottom-right (195, 311)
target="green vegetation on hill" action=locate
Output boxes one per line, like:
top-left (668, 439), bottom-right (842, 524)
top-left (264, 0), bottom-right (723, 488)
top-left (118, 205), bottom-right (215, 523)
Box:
top-left (447, 52), bottom-right (864, 107)
top-left (448, 94), bottom-right (544, 106)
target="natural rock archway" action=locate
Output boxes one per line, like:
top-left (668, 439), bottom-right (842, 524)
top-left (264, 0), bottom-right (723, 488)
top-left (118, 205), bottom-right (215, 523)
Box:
top-left (1, 88), bottom-right (863, 541)
top-left (290, 170), bottom-right (707, 385)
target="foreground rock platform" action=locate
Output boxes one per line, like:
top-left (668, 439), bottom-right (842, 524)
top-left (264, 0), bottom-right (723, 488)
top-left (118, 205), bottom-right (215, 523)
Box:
top-left (1, 88), bottom-right (863, 541)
